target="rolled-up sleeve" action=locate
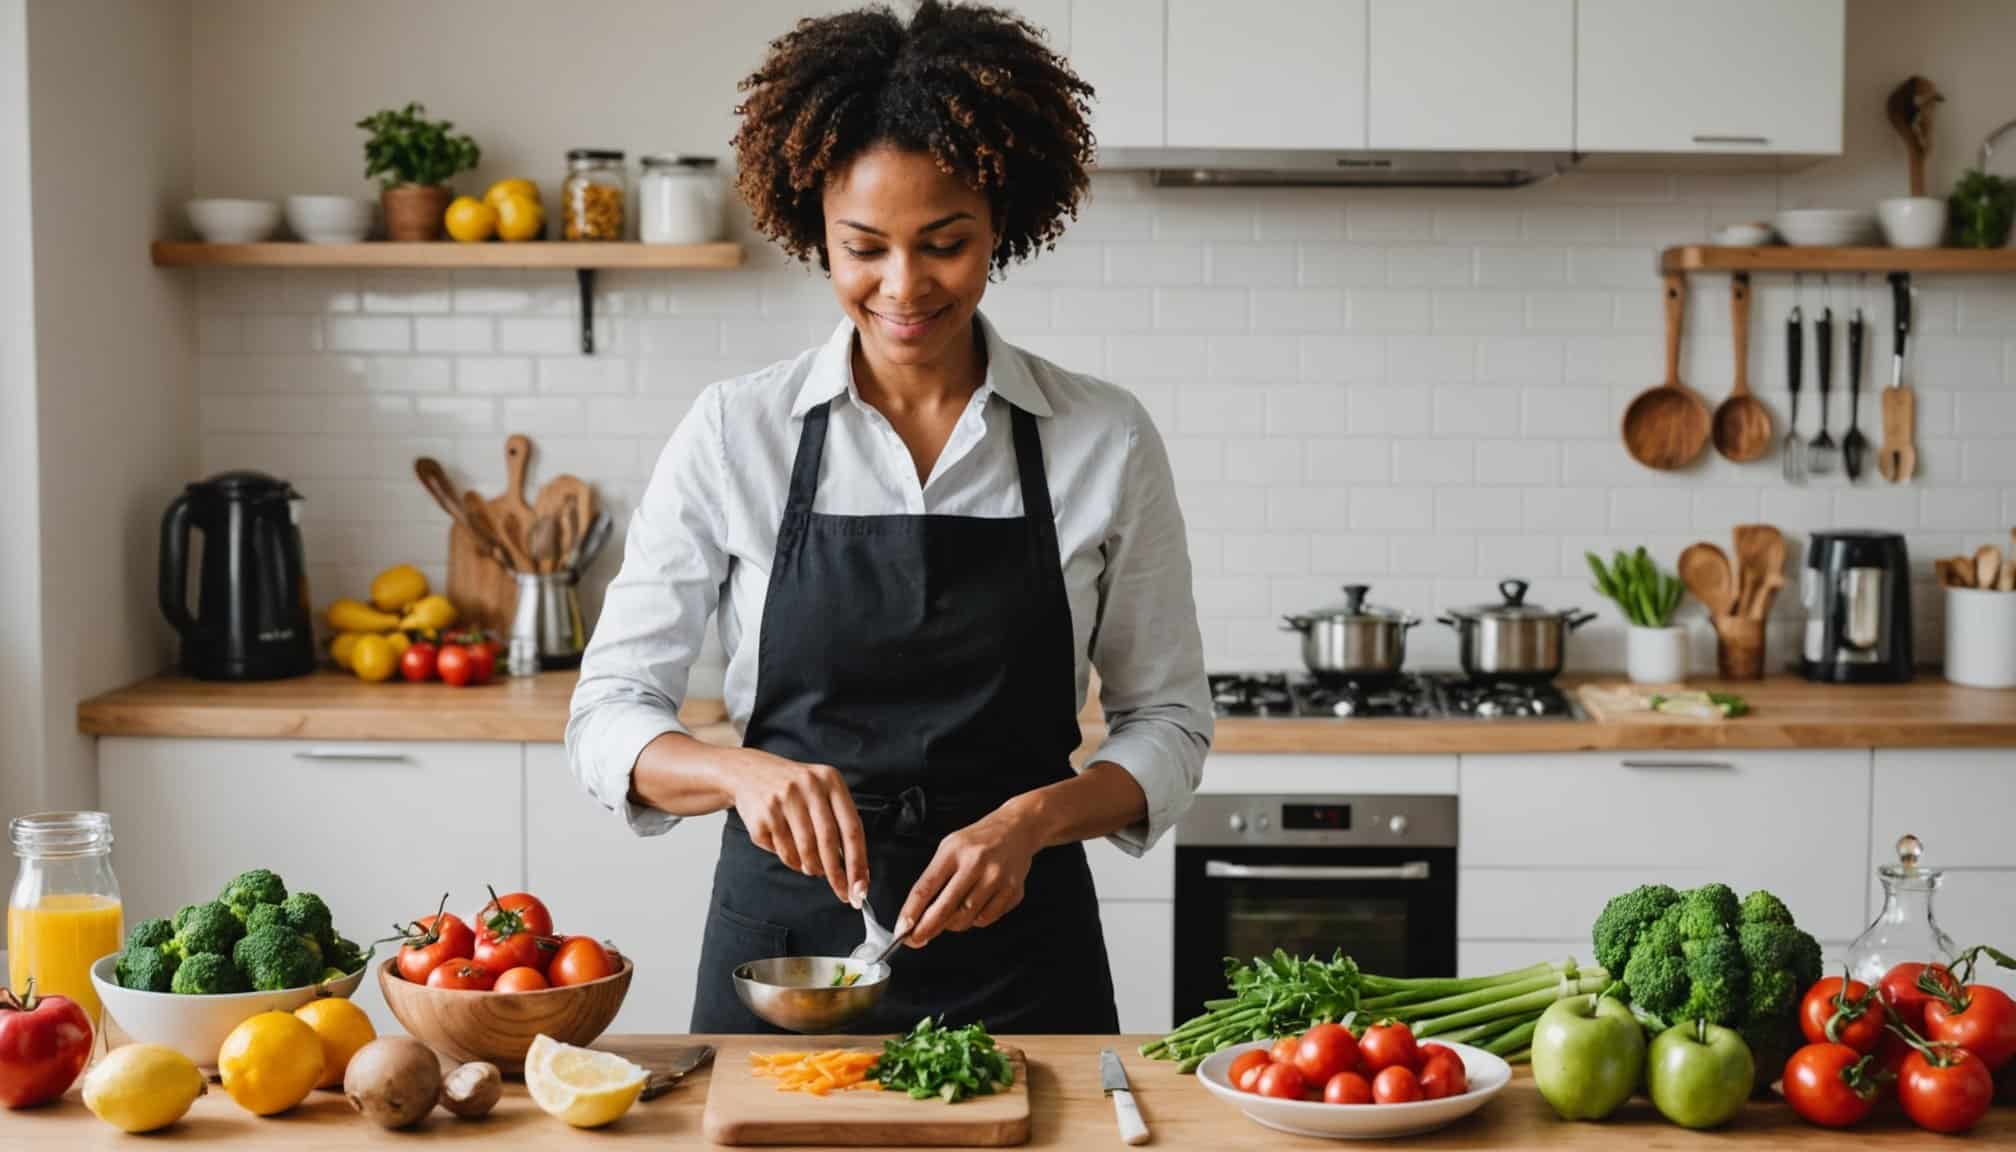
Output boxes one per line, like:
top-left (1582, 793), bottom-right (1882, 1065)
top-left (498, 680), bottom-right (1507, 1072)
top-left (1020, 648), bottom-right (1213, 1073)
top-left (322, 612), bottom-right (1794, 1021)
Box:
top-left (1086, 398), bottom-right (1213, 855)
top-left (566, 383), bottom-right (731, 836)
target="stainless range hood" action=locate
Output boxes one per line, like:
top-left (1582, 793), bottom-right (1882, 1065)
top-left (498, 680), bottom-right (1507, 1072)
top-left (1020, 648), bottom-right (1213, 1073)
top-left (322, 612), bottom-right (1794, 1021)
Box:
top-left (1096, 147), bottom-right (1579, 189)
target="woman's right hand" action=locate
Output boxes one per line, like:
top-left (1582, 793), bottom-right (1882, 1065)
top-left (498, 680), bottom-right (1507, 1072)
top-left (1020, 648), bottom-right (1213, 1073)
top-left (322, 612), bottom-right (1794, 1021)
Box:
top-left (719, 747), bottom-right (868, 906)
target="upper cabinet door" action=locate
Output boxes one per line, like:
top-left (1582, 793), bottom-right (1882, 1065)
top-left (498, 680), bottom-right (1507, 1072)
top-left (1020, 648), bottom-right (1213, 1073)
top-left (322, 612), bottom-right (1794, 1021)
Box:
top-left (1368, 0), bottom-right (1572, 150)
top-left (1071, 0), bottom-right (1166, 151)
top-left (1167, 0), bottom-right (1368, 150)
top-left (1578, 0), bottom-right (1844, 154)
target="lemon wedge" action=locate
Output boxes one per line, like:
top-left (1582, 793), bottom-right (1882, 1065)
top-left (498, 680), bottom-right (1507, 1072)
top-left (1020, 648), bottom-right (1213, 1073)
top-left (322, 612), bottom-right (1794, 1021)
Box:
top-left (525, 1034), bottom-right (647, 1128)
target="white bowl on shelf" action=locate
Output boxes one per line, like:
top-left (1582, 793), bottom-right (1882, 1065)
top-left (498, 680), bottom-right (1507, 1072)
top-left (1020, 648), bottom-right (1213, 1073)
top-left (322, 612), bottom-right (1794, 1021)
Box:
top-left (1773, 209), bottom-right (1879, 247)
top-left (185, 198), bottom-right (280, 243)
top-left (1712, 222), bottom-right (1776, 247)
top-left (1195, 1039), bottom-right (1512, 1140)
top-left (90, 952), bottom-right (367, 1072)
top-left (285, 195), bottom-right (376, 243)
top-left (1878, 197), bottom-right (1948, 249)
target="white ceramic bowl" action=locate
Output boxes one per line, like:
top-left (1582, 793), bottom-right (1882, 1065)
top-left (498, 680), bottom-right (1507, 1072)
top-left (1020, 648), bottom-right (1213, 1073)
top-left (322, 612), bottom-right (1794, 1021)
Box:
top-left (1773, 209), bottom-right (1879, 247)
top-left (1195, 1039), bottom-right (1512, 1140)
top-left (285, 195), bottom-right (375, 243)
top-left (90, 952), bottom-right (366, 1071)
top-left (185, 198), bottom-right (280, 243)
top-left (1879, 196), bottom-right (1949, 249)
top-left (1712, 222), bottom-right (1776, 247)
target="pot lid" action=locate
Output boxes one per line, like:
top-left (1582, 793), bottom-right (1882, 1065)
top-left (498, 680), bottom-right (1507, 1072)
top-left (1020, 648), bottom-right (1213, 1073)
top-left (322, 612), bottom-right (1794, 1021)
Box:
top-left (1302, 583), bottom-right (1413, 622)
top-left (1450, 579), bottom-right (1572, 621)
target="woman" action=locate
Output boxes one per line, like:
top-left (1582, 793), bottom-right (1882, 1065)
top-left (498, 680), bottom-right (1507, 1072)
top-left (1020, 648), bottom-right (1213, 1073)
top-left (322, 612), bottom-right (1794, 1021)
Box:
top-left (567, 0), bottom-right (1211, 1034)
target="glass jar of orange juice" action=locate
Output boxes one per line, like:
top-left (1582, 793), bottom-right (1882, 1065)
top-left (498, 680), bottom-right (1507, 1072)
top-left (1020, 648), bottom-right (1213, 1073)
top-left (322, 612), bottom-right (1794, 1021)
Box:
top-left (8, 812), bottom-right (122, 1030)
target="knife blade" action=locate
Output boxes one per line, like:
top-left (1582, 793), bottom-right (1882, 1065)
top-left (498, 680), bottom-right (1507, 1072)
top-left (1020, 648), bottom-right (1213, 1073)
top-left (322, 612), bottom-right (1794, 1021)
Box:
top-left (1100, 1048), bottom-right (1149, 1146)
top-left (640, 1044), bottom-right (715, 1101)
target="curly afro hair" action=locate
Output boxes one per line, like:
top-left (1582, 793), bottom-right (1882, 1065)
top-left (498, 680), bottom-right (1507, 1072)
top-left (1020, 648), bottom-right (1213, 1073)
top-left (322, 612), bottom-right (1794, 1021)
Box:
top-left (732, 0), bottom-right (1095, 272)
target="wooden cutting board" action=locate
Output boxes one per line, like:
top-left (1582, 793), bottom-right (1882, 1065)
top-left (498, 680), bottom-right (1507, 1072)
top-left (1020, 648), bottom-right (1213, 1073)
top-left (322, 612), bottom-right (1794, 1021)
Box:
top-left (701, 1039), bottom-right (1030, 1147)
top-left (1576, 683), bottom-right (1723, 725)
top-left (446, 520), bottom-right (517, 634)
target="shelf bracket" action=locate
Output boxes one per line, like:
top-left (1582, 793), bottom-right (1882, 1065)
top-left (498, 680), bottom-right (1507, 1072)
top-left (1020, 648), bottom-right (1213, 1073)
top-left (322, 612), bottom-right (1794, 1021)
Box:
top-left (578, 268), bottom-right (598, 355)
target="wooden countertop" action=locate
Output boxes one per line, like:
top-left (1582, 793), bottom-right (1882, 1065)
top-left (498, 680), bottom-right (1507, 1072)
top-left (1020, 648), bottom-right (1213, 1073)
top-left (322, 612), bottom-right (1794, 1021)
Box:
top-left (77, 671), bottom-right (2016, 752)
top-left (14, 1035), bottom-right (2010, 1147)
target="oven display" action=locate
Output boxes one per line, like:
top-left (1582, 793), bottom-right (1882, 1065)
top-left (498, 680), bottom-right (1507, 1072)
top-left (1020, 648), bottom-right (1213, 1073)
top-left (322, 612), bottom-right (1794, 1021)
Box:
top-left (1282, 803), bottom-right (1351, 831)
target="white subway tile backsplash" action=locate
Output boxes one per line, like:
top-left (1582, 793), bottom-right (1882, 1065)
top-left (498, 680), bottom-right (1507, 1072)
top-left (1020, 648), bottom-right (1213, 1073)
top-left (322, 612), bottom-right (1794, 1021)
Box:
top-left (1345, 201), bottom-right (1435, 241)
top-left (1348, 486), bottom-right (1435, 534)
top-left (1392, 439), bottom-right (1474, 486)
top-left (1270, 487), bottom-right (1357, 534)
top-left (1386, 334), bottom-right (1475, 382)
top-left (1347, 290), bottom-right (1431, 331)
top-left (199, 315), bottom-right (243, 355)
top-left (1527, 292), bottom-right (1615, 331)
top-left (1390, 534), bottom-right (1474, 576)
top-left (1252, 289), bottom-right (1345, 331)
top-left (1208, 334), bottom-right (1299, 380)
top-left (456, 358), bottom-right (533, 395)
top-left (1691, 489), bottom-right (1762, 531)
top-left (1434, 291), bottom-right (1525, 332)
top-left (1478, 336), bottom-right (1564, 383)
top-left (1222, 534), bottom-right (1311, 576)
top-left (1154, 288), bottom-right (1248, 331)
top-left (366, 358), bottom-right (452, 394)
top-left (362, 271), bottom-right (451, 314)
top-left (451, 272), bottom-right (534, 314)
top-left (1919, 487), bottom-right (2001, 531)
top-left (1524, 206), bottom-right (1616, 243)
top-left (1303, 439), bottom-right (1391, 486)
top-left (1309, 534), bottom-right (1389, 573)
top-left (1207, 244), bottom-right (1297, 287)
top-left (1177, 387), bottom-right (1267, 438)
top-left (1474, 440), bottom-right (1557, 485)
top-left (323, 316), bottom-right (410, 353)
top-left (415, 316), bottom-right (495, 354)
top-left (504, 397), bottom-right (588, 436)
top-left (1350, 386), bottom-right (1433, 437)
top-left (1433, 204), bottom-right (1521, 243)
top-left (1385, 246), bottom-right (1475, 288)
top-left (1610, 489), bottom-right (1694, 531)
top-left (1109, 331), bottom-right (1208, 379)
top-left (244, 315), bottom-right (320, 353)
top-left (1299, 335), bottom-right (1385, 382)
top-left (1297, 244), bottom-right (1386, 288)
top-left (1106, 243), bottom-right (1204, 286)
top-left (1437, 487), bottom-right (1523, 534)
top-left (1477, 534), bottom-right (1561, 577)
top-left (538, 358), bottom-right (631, 394)
top-left (1476, 247), bottom-right (1565, 288)
top-left (1432, 386), bottom-right (1520, 439)
top-left (1225, 439), bottom-right (1305, 486)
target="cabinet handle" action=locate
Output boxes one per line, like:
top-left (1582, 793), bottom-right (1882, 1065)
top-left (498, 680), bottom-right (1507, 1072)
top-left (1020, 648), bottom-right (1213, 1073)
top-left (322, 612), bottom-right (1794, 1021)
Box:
top-left (1621, 759), bottom-right (1735, 772)
top-left (1203, 861), bottom-right (1431, 882)
top-left (1691, 134), bottom-right (1770, 146)
top-left (292, 749), bottom-right (414, 764)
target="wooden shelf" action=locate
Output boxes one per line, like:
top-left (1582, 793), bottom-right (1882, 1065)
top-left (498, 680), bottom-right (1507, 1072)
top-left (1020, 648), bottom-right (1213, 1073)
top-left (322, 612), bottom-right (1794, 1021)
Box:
top-left (1662, 245), bottom-right (2016, 275)
top-left (150, 241), bottom-right (746, 270)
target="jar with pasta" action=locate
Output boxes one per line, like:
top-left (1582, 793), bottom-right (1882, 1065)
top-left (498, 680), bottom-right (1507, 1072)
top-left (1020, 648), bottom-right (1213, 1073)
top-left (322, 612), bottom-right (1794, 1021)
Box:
top-left (562, 149), bottom-right (627, 241)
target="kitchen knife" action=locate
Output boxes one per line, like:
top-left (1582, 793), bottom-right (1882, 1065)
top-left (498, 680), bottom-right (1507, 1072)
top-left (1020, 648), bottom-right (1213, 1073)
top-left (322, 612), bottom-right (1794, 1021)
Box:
top-left (1100, 1048), bottom-right (1149, 1146)
top-left (640, 1044), bottom-right (715, 1101)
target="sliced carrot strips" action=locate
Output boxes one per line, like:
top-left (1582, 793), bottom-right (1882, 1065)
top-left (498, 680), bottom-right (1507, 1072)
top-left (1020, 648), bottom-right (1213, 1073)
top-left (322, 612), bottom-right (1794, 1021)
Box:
top-left (750, 1048), bottom-right (881, 1094)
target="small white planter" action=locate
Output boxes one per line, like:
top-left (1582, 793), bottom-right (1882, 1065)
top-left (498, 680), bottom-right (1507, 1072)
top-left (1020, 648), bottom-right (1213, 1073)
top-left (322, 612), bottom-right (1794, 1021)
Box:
top-left (1626, 625), bottom-right (1688, 684)
top-left (1945, 587), bottom-right (2016, 688)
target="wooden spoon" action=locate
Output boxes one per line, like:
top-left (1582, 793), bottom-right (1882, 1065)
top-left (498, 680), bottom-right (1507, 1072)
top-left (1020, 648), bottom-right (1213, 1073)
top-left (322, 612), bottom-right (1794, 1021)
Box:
top-left (1937, 557), bottom-right (1973, 589)
top-left (1732, 524), bottom-right (1784, 618)
top-left (1624, 274), bottom-right (1710, 470)
top-left (1679, 542), bottom-right (1736, 618)
top-left (464, 491), bottom-right (530, 573)
top-left (529, 515), bottom-right (561, 576)
top-left (1975, 544), bottom-right (2002, 591)
top-left (1886, 75), bottom-right (1943, 198)
top-left (1712, 274), bottom-right (1773, 462)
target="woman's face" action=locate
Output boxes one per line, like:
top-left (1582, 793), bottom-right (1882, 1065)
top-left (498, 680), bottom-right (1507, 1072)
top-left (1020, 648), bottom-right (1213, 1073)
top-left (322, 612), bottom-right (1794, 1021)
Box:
top-left (822, 145), bottom-right (994, 370)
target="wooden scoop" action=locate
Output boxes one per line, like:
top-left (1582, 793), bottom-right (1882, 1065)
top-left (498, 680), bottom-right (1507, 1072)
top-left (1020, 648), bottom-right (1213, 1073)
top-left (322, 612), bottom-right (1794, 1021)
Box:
top-left (1679, 541), bottom-right (1736, 617)
top-left (1975, 544), bottom-right (2002, 591)
top-left (1886, 75), bottom-right (1943, 197)
top-left (1712, 274), bottom-right (1772, 462)
top-left (1624, 274), bottom-right (1710, 470)
top-left (1733, 524), bottom-right (1785, 618)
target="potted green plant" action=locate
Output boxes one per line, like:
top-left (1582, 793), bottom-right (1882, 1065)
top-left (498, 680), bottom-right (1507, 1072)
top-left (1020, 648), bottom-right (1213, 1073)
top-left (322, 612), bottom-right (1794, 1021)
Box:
top-left (1587, 548), bottom-right (1686, 684)
top-left (1948, 168), bottom-right (2015, 249)
top-left (357, 102), bottom-right (480, 242)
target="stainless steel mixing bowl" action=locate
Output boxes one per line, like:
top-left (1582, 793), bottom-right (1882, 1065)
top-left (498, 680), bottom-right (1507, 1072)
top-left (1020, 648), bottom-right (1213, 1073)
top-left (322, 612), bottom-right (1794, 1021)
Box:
top-left (732, 956), bottom-right (889, 1033)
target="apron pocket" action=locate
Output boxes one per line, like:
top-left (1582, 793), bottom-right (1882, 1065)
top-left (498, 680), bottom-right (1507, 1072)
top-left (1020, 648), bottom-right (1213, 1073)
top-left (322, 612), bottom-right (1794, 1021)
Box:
top-left (707, 903), bottom-right (791, 961)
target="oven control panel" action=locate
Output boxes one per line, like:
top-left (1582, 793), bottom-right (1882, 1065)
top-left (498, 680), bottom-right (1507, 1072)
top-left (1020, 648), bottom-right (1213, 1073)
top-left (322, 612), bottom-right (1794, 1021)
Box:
top-left (1177, 794), bottom-right (1458, 849)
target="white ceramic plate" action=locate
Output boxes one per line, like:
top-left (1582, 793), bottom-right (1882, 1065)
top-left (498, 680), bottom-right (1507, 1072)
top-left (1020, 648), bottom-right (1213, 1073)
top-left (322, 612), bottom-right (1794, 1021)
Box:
top-left (1195, 1039), bottom-right (1511, 1140)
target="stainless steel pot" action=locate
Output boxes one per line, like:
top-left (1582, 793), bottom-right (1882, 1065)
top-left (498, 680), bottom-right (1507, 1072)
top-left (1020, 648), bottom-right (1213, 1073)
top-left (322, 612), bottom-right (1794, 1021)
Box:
top-left (1281, 584), bottom-right (1418, 678)
top-left (1437, 579), bottom-right (1596, 682)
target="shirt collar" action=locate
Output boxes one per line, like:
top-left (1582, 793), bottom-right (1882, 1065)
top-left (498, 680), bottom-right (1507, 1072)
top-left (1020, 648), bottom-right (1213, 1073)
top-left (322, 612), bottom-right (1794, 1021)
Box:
top-left (791, 311), bottom-right (1054, 419)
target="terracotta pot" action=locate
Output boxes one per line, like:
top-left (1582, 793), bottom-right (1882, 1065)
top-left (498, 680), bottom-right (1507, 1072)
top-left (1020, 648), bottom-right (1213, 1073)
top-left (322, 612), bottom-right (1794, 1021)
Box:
top-left (381, 184), bottom-right (454, 242)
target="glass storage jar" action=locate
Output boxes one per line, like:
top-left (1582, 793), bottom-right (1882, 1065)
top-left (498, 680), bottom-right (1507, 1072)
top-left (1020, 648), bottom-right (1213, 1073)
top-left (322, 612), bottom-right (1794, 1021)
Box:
top-left (1845, 833), bottom-right (1957, 986)
top-left (8, 812), bottom-right (122, 1030)
top-left (639, 154), bottom-right (724, 244)
top-left (562, 149), bottom-right (627, 241)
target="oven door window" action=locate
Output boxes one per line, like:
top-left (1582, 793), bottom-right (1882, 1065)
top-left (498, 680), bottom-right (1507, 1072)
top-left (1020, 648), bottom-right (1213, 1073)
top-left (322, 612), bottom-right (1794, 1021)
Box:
top-left (1223, 887), bottom-right (1410, 975)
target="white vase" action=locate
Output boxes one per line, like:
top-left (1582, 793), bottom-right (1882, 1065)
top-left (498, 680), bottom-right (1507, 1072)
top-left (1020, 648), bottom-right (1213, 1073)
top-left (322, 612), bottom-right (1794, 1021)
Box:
top-left (1626, 625), bottom-right (1687, 685)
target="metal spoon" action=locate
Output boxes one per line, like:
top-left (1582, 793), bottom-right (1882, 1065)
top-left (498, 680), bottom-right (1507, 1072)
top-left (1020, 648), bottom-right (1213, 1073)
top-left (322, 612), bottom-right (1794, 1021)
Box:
top-left (849, 898), bottom-right (910, 966)
top-left (1782, 306), bottom-right (1806, 484)
top-left (1843, 308), bottom-right (1868, 480)
top-left (1807, 306), bottom-right (1838, 475)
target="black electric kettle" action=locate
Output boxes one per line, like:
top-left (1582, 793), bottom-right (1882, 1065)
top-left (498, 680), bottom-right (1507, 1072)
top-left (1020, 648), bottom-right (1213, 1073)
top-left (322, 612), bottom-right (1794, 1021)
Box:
top-left (159, 471), bottom-right (316, 681)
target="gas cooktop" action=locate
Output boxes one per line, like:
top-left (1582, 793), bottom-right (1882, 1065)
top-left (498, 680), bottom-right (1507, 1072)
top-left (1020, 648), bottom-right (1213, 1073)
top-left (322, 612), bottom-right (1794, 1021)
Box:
top-left (1208, 672), bottom-right (1584, 720)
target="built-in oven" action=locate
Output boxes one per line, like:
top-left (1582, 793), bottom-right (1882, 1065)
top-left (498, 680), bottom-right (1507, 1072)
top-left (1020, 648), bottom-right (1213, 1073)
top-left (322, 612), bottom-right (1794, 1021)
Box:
top-left (1173, 794), bottom-right (1457, 1023)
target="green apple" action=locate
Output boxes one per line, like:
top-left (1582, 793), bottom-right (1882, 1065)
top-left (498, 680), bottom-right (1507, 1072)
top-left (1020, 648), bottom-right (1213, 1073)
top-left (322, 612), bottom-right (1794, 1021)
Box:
top-left (1531, 993), bottom-right (1646, 1120)
top-left (1646, 1019), bottom-right (1754, 1129)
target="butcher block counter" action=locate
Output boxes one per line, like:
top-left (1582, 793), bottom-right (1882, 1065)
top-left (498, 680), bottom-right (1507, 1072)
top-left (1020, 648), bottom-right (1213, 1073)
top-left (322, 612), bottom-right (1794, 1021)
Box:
top-left (76, 671), bottom-right (2016, 752)
top-left (10, 1036), bottom-right (2011, 1148)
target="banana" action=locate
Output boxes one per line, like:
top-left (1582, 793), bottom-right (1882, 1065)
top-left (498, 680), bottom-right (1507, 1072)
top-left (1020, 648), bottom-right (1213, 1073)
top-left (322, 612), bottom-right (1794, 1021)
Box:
top-left (398, 594), bottom-right (458, 632)
top-left (326, 598), bottom-right (401, 633)
top-left (369, 564), bottom-right (429, 613)
top-left (329, 632), bottom-right (363, 670)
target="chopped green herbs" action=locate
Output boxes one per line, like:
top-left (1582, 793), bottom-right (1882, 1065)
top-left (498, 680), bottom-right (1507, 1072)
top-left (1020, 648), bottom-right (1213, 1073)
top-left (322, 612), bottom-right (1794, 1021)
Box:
top-left (870, 1018), bottom-right (1014, 1102)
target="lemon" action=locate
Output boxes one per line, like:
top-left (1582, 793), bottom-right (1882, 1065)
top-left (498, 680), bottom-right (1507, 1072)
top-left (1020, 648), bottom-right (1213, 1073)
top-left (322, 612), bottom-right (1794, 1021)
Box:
top-left (219, 1011), bottom-right (325, 1116)
top-left (484, 178), bottom-right (541, 210)
top-left (369, 563), bottom-right (429, 612)
top-left (495, 193), bottom-right (545, 243)
top-left (330, 631), bottom-right (362, 670)
top-left (445, 195), bottom-right (497, 243)
top-left (350, 634), bottom-right (396, 683)
top-left (294, 997), bottom-right (377, 1089)
top-left (525, 1034), bottom-right (646, 1128)
top-left (82, 1043), bottom-right (206, 1133)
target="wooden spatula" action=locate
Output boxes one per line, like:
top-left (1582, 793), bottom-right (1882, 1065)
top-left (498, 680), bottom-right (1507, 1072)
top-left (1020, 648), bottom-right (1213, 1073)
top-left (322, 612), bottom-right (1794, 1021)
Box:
top-left (1732, 524), bottom-right (1785, 618)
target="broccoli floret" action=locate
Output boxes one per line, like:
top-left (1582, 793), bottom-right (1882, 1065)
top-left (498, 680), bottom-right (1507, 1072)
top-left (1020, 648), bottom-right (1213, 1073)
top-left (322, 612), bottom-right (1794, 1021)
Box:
top-left (125, 917), bottom-right (175, 951)
top-left (170, 952), bottom-right (245, 995)
top-left (1678, 935), bottom-right (1748, 1025)
top-left (1592, 884), bottom-right (1681, 974)
top-left (1739, 1016), bottom-right (1797, 1097)
top-left (167, 901), bottom-right (245, 959)
top-left (325, 934), bottom-right (366, 975)
top-left (243, 902), bottom-right (287, 935)
top-left (233, 925), bottom-right (320, 991)
top-left (219, 869), bottom-right (287, 919)
top-left (116, 944), bottom-right (178, 992)
top-left (280, 891), bottom-right (334, 949)
top-left (1672, 883), bottom-right (1741, 943)
top-left (1622, 913), bottom-right (1689, 1016)
top-left (1738, 889), bottom-right (1795, 927)
top-left (172, 903), bottom-right (203, 933)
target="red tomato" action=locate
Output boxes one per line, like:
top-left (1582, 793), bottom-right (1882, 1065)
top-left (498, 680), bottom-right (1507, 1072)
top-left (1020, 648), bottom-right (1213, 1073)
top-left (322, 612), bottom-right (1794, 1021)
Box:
top-left (475, 888), bottom-right (554, 940)
top-left (1323, 1071), bottom-right (1374, 1105)
top-left (1372, 1065), bottom-right (1421, 1104)
top-left (426, 961), bottom-right (495, 991)
top-left (1228, 1051), bottom-right (1271, 1094)
top-left (1416, 1042), bottom-right (1456, 1069)
top-left (1235, 1059), bottom-right (1270, 1094)
top-left (1268, 1035), bottom-right (1301, 1066)
top-left (1898, 1047), bottom-right (1994, 1134)
top-left (474, 929), bottom-right (552, 975)
top-left (0, 982), bottom-right (92, 1108)
top-left (1293, 1023), bottom-right (1360, 1086)
top-left (463, 642), bottom-right (496, 684)
top-left (1417, 1052), bottom-right (1468, 1100)
top-left (392, 897), bottom-right (475, 983)
top-left (1360, 1022), bottom-right (1418, 1076)
top-left (549, 937), bottom-right (617, 987)
top-left (493, 966), bottom-right (550, 993)
top-left (398, 641), bottom-right (437, 683)
top-left (1800, 976), bottom-right (1884, 1053)
top-left (1783, 1043), bottom-right (1881, 1128)
top-left (1255, 1062), bottom-right (1305, 1100)
top-left (1925, 984), bottom-right (2016, 1072)
top-left (1880, 962), bottom-right (1958, 1033)
top-left (436, 644), bottom-right (474, 687)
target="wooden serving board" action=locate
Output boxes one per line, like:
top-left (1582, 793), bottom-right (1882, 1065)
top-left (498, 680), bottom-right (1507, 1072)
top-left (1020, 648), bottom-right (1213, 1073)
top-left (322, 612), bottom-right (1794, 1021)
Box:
top-left (701, 1039), bottom-right (1030, 1147)
top-left (1577, 683), bottom-right (1723, 725)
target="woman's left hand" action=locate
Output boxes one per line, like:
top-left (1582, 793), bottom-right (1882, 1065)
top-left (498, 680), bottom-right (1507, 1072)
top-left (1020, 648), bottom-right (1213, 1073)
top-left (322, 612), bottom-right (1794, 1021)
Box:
top-left (897, 804), bottom-right (1045, 946)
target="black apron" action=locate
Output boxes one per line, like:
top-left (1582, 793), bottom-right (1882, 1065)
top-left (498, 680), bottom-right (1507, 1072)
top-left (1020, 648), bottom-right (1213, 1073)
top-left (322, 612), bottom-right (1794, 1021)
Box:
top-left (690, 393), bottom-right (1119, 1034)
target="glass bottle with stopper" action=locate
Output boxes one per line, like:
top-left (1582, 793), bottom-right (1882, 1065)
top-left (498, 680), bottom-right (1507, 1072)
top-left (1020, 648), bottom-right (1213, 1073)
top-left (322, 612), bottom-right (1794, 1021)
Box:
top-left (1845, 833), bottom-right (1957, 985)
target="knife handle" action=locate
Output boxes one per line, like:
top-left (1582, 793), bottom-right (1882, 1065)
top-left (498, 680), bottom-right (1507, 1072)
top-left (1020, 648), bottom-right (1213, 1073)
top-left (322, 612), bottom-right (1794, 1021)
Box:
top-left (1112, 1089), bottom-right (1150, 1146)
top-left (1786, 308), bottom-right (1802, 395)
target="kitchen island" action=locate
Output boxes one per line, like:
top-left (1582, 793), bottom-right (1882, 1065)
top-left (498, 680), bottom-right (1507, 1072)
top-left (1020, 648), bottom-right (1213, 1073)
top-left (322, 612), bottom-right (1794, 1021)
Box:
top-left (11, 1036), bottom-right (2011, 1147)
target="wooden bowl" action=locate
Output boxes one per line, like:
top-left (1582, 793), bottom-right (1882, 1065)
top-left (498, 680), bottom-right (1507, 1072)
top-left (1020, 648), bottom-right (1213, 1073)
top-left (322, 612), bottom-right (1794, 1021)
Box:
top-left (376, 955), bottom-right (631, 1076)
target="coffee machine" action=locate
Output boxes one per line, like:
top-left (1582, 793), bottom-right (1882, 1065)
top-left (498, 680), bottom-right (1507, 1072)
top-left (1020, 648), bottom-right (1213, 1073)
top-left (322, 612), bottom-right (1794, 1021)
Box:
top-left (1802, 530), bottom-right (1913, 683)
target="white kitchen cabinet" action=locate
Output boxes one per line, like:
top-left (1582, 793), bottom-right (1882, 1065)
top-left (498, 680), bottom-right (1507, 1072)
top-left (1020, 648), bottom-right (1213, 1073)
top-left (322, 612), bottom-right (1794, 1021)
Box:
top-left (1101, 901), bottom-right (1174, 1033)
top-left (1166, 0), bottom-right (1367, 150)
top-left (97, 738), bottom-right (523, 1036)
top-left (1577, 0), bottom-right (1844, 155)
top-left (1368, 0), bottom-right (1572, 151)
top-left (1070, 0), bottom-right (1165, 151)
top-left (524, 744), bottom-right (724, 1033)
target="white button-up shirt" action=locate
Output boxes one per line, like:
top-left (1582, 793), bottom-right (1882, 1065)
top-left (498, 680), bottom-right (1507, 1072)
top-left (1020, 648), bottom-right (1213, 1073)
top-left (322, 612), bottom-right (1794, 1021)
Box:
top-left (566, 313), bottom-right (1212, 855)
